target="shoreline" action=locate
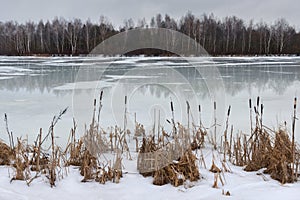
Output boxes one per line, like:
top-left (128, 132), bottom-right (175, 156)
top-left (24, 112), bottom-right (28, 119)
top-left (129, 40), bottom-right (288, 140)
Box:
top-left (0, 54), bottom-right (300, 58)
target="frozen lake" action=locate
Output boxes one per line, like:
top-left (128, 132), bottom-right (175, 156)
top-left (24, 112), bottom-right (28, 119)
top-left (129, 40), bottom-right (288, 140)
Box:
top-left (0, 56), bottom-right (300, 146)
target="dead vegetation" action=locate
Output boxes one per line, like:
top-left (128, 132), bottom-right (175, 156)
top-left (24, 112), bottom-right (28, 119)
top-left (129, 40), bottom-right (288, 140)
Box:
top-left (137, 133), bottom-right (200, 187)
top-left (228, 97), bottom-right (299, 184)
top-left (152, 149), bottom-right (199, 186)
top-left (0, 94), bottom-right (299, 189)
top-left (1, 95), bottom-right (124, 186)
top-left (65, 95), bottom-right (124, 184)
top-left (0, 140), bottom-right (13, 165)
top-left (137, 101), bottom-right (202, 187)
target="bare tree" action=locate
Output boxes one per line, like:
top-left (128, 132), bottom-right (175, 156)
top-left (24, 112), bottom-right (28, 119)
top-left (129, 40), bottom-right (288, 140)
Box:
top-left (84, 19), bottom-right (93, 52)
top-left (37, 20), bottom-right (45, 53)
top-left (66, 19), bottom-right (82, 55)
top-left (273, 18), bottom-right (295, 53)
top-left (52, 18), bottom-right (60, 54)
top-left (150, 17), bottom-right (156, 28)
top-left (224, 17), bottom-right (232, 53)
top-left (137, 18), bottom-right (147, 28)
top-left (25, 21), bottom-right (35, 54)
top-left (248, 19), bottom-right (253, 53)
top-left (0, 13), bottom-right (298, 55)
top-left (156, 14), bottom-right (162, 28)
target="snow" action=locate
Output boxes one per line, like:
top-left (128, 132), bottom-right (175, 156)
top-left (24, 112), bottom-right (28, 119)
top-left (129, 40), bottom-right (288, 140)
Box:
top-left (0, 67), bottom-right (33, 73)
top-left (1, 147), bottom-right (300, 200)
top-left (104, 75), bottom-right (160, 79)
top-left (0, 76), bottom-right (14, 80)
top-left (52, 81), bottom-right (116, 91)
top-left (1, 56), bottom-right (300, 199)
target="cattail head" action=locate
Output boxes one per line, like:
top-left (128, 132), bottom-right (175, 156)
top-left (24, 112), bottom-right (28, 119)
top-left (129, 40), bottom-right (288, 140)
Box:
top-left (94, 99), bottom-right (96, 107)
top-left (227, 105), bottom-right (231, 116)
top-left (294, 97), bottom-right (297, 109)
top-left (199, 105), bottom-right (201, 112)
top-left (171, 101), bottom-right (174, 112)
top-left (261, 104), bottom-right (263, 115)
top-left (257, 96), bottom-right (260, 108)
top-left (186, 101), bottom-right (190, 113)
top-left (214, 101), bottom-right (216, 110)
top-left (125, 96), bottom-right (127, 105)
top-left (100, 90), bottom-right (103, 101)
top-left (249, 99), bottom-right (252, 109)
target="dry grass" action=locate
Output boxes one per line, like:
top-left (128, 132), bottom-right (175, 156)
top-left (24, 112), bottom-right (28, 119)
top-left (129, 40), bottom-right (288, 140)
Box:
top-left (0, 95), bottom-right (299, 188)
top-left (230, 97), bottom-right (299, 184)
top-left (152, 149), bottom-right (199, 187)
top-left (240, 128), bottom-right (296, 184)
top-left (0, 140), bottom-right (14, 165)
top-left (137, 122), bottom-right (201, 187)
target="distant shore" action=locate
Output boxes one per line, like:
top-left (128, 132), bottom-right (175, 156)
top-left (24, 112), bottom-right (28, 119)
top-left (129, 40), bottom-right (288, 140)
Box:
top-left (0, 53), bottom-right (299, 57)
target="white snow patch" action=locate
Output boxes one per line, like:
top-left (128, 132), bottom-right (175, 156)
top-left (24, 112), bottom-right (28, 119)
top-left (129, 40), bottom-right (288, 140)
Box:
top-left (0, 148), bottom-right (299, 200)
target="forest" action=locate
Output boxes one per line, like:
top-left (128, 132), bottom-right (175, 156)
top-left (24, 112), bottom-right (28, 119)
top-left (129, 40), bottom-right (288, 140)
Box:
top-left (0, 12), bottom-right (299, 56)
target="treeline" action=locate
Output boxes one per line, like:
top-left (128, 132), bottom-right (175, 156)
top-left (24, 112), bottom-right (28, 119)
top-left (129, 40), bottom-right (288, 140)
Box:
top-left (0, 12), bottom-right (300, 56)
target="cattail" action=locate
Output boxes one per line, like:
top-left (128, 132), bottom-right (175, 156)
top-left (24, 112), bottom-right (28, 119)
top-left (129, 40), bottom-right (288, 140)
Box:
top-left (94, 99), bottom-right (96, 107)
top-left (123, 95), bottom-right (128, 134)
top-left (199, 105), bottom-right (202, 127)
top-left (170, 99), bottom-right (176, 135)
top-left (227, 105), bottom-right (231, 116)
top-left (186, 101), bottom-right (190, 113)
top-left (249, 99), bottom-right (252, 109)
top-left (4, 113), bottom-right (12, 149)
top-left (100, 90), bottom-right (103, 101)
top-left (257, 96), bottom-right (260, 108)
top-left (213, 101), bottom-right (217, 150)
top-left (98, 91), bottom-right (104, 125)
top-left (261, 104), bottom-right (263, 115)
top-left (292, 97), bottom-right (297, 182)
top-left (249, 99), bottom-right (253, 135)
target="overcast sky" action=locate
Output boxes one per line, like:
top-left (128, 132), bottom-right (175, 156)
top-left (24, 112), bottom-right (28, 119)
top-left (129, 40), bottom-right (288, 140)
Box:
top-left (0, 0), bottom-right (299, 30)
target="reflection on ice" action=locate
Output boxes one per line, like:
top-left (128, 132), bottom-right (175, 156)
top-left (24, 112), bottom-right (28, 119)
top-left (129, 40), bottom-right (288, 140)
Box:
top-left (0, 66), bottom-right (33, 73)
top-left (0, 56), bottom-right (300, 146)
top-left (53, 81), bottom-right (116, 91)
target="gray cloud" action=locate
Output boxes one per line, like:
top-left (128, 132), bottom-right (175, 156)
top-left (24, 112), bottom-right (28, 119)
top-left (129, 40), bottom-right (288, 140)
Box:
top-left (0, 0), bottom-right (299, 30)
